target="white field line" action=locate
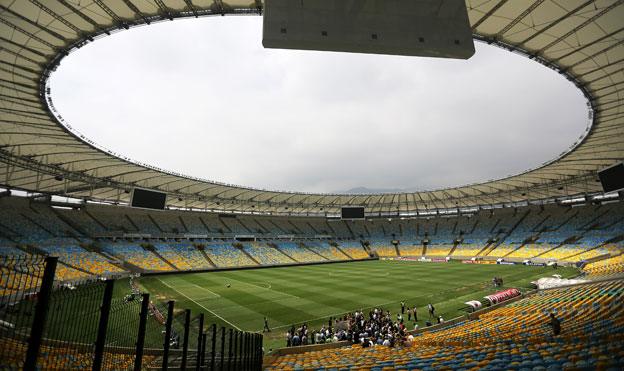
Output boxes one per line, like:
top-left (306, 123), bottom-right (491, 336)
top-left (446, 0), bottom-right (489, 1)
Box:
top-left (190, 283), bottom-right (221, 298)
top-left (156, 278), bottom-right (241, 331)
top-left (195, 296), bottom-right (222, 301)
top-left (328, 271), bottom-right (390, 277)
top-left (222, 276), bottom-right (301, 300)
top-left (164, 282), bottom-right (220, 298)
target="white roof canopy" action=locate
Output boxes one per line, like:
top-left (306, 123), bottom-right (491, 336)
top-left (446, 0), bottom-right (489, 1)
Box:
top-left (0, 0), bottom-right (623, 215)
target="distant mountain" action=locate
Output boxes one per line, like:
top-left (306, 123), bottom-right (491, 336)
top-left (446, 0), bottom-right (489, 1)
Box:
top-left (335, 186), bottom-right (406, 194)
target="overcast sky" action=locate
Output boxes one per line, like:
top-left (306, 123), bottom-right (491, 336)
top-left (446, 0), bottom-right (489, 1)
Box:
top-left (50, 16), bottom-right (588, 194)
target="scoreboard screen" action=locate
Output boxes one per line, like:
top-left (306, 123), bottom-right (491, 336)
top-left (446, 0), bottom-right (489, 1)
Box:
top-left (341, 206), bottom-right (365, 219)
top-left (598, 162), bottom-right (624, 193)
top-left (131, 188), bottom-right (167, 210)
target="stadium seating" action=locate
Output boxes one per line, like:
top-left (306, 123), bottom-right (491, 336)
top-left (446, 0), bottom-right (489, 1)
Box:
top-left (39, 245), bottom-right (124, 276)
top-left (0, 258), bottom-right (40, 297)
top-left (125, 213), bottom-right (162, 235)
top-left (153, 243), bottom-right (195, 270)
top-left (486, 243), bottom-right (519, 258)
top-left (583, 254), bottom-right (624, 278)
top-left (274, 241), bottom-right (325, 263)
top-left (265, 280), bottom-right (624, 370)
top-left (425, 244), bottom-right (453, 257)
top-left (0, 196), bottom-right (623, 277)
top-left (101, 243), bottom-right (174, 272)
top-left (506, 243), bottom-right (558, 259)
top-left (450, 243), bottom-right (485, 257)
top-left (87, 207), bottom-right (138, 233)
top-left (304, 241), bottom-right (351, 261)
top-left (338, 241), bottom-right (369, 259)
top-left (150, 213), bottom-right (186, 234)
top-left (178, 214), bottom-right (211, 234)
top-left (172, 243), bottom-right (215, 269)
top-left (55, 208), bottom-right (108, 235)
top-left (204, 243), bottom-right (257, 268)
top-left (220, 217), bottom-right (251, 235)
top-left (398, 242), bottom-right (421, 256)
top-left (243, 242), bottom-right (293, 265)
top-left (368, 241), bottom-right (397, 257)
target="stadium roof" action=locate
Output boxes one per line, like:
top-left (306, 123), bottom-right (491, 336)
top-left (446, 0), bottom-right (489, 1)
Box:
top-left (0, 0), bottom-right (623, 216)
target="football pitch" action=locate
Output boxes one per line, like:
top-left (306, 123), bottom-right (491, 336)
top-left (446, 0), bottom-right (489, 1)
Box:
top-left (138, 260), bottom-right (578, 350)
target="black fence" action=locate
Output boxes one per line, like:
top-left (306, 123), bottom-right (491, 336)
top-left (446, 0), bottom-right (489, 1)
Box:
top-left (0, 256), bottom-right (263, 370)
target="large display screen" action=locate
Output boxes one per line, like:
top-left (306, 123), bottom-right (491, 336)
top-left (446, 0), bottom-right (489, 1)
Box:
top-left (131, 188), bottom-right (167, 210)
top-left (598, 162), bottom-right (624, 193)
top-left (341, 206), bottom-right (365, 219)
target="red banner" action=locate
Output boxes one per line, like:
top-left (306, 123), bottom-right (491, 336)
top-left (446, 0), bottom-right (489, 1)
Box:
top-left (484, 288), bottom-right (520, 305)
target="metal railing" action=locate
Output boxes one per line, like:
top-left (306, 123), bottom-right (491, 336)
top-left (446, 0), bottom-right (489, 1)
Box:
top-left (0, 256), bottom-right (262, 370)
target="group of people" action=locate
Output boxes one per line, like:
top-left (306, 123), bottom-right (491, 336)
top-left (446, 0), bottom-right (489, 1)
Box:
top-left (492, 276), bottom-right (504, 287)
top-left (283, 302), bottom-right (444, 348)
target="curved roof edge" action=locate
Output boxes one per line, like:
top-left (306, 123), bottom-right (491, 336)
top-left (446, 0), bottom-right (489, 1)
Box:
top-left (0, 0), bottom-right (622, 215)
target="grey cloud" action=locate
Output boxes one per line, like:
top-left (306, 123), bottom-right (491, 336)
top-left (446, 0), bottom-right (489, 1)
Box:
top-left (50, 16), bottom-right (588, 194)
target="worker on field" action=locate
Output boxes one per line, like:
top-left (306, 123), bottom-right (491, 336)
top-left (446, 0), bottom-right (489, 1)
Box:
top-left (401, 301), bottom-right (405, 314)
top-left (428, 303), bottom-right (435, 319)
top-left (263, 316), bottom-right (270, 332)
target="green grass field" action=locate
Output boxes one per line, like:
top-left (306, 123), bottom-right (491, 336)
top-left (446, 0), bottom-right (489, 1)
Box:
top-left (138, 260), bottom-right (578, 351)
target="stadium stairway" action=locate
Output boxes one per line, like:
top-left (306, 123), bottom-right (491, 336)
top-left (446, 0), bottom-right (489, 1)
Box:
top-left (123, 215), bottom-right (141, 232)
top-left (298, 243), bottom-right (329, 261)
top-left (145, 244), bottom-right (179, 270)
top-left (216, 217), bottom-right (233, 234)
top-left (446, 240), bottom-right (460, 256)
top-left (486, 210), bottom-right (531, 256)
top-left (49, 207), bottom-right (89, 237)
top-left (332, 243), bottom-right (353, 259)
top-left (532, 240), bottom-right (570, 259)
top-left (500, 241), bottom-right (529, 258)
top-left (269, 242), bottom-right (299, 263)
top-left (147, 214), bottom-right (165, 234)
top-left (481, 234), bottom-right (510, 257)
top-left (196, 245), bottom-right (217, 268)
top-left (394, 243), bottom-right (401, 257)
top-left (474, 241), bottom-right (493, 256)
top-left (80, 243), bottom-right (127, 271)
top-left (286, 220), bottom-right (304, 235)
top-left (82, 209), bottom-right (109, 231)
top-left (238, 244), bottom-right (262, 265)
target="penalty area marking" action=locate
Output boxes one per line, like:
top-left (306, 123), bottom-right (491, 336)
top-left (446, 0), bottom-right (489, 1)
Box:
top-left (156, 278), bottom-right (241, 331)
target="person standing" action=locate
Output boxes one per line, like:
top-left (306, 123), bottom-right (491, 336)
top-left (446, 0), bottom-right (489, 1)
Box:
top-left (401, 301), bottom-right (405, 314)
top-left (407, 307), bottom-right (412, 322)
top-left (413, 306), bottom-right (418, 322)
top-left (549, 313), bottom-right (561, 336)
top-left (428, 303), bottom-right (435, 319)
top-left (263, 317), bottom-right (271, 332)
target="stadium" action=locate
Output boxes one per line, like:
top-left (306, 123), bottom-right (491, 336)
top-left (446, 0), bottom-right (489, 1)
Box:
top-left (1, 0), bottom-right (624, 370)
